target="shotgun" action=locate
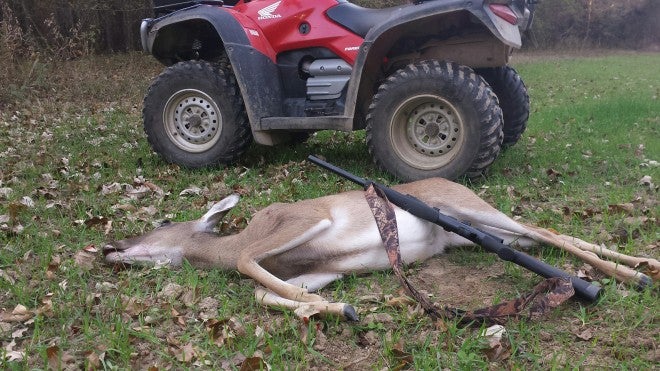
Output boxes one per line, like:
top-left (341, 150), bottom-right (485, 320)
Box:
top-left (307, 155), bottom-right (602, 302)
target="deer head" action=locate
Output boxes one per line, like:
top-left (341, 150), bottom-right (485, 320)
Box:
top-left (103, 194), bottom-right (240, 268)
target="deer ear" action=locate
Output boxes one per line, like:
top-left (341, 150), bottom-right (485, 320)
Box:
top-left (197, 194), bottom-right (240, 231)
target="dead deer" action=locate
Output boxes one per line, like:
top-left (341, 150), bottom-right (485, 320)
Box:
top-left (103, 178), bottom-right (658, 320)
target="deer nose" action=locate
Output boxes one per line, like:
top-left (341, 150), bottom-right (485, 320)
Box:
top-left (102, 242), bottom-right (122, 256)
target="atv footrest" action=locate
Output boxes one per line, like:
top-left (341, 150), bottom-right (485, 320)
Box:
top-left (259, 116), bottom-right (353, 131)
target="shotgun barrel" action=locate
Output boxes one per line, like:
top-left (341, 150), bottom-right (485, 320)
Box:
top-left (308, 155), bottom-right (602, 302)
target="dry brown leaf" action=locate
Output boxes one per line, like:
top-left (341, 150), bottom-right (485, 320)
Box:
top-left (481, 325), bottom-right (512, 362)
top-left (207, 317), bottom-right (246, 348)
top-left (390, 341), bottom-right (414, 370)
top-left (576, 264), bottom-right (596, 281)
top-left (240, 355), bottom-right (270, 371)
top-left (100, 182), bottom-right (122, 195)
top-left (11, 327), bottom-right (28, 338)
top-left (608, 203), bottom-right (635, 215)
top-left (46, 345), bottom-right (74, 370)
top-left (74, 245), bottom-right (97, 270)
top-left (180, 289), bottom-right (197, 307)
top-left (4, 339), bottom-right (25, 362)
top-left (46, 255), bottom-right (60, 279)
top-left (173, 342), bottom-right (196, 363)
top-left (386, 295), bottom-right (415, 308)
top-left (158, 282), bottom-right (184, 300)
top-left (121, 296), bottom-right (146, 317)
top-left (0, 304), bottom-right (33, 322)
top-left (85, 350), bottom-right (102, 369)
top-left (574, 328), bottom-right (594, 341)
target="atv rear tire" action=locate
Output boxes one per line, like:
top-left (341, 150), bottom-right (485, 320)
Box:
top-left (366, 61), bottom-right (503, 181)
top-left (476, 66), bottom-right (529, 146)
top-left (143, 61), bottom-right (252, 168)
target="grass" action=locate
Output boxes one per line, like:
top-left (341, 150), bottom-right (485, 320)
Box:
top-left (1, 51), bottom-right (658, 369)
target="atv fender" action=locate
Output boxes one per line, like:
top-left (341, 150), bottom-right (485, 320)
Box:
top-left (339, 0), bottom-right (523, 128)
top-left (142, 5), bottom-right (286, 144)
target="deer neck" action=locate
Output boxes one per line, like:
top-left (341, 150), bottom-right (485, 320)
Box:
top-left (185, 232), bottom-right (251, 270)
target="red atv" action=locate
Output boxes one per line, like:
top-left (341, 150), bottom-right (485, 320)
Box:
top-left (140, 0), bottom-right (535, 180)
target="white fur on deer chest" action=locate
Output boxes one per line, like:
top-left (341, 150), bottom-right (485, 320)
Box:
top-left (314, 206), bottom-right (451, 273)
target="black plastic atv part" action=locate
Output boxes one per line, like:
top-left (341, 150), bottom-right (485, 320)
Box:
top-left (326, 2), bottom-right (401, 38)
top-left (154, 0), bottom-right (225, 16)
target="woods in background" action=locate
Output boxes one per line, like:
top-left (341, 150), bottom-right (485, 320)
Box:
top-left (1, 0), bottom-right (658, 61)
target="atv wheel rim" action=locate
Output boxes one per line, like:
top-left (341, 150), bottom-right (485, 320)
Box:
top-left (390, 95), bottom-right (464, 170)
top-left (163, 89), bottom-right (222, 153)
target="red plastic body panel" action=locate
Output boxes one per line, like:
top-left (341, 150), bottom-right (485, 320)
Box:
top-left (228, 0), bottom-right (364, 64)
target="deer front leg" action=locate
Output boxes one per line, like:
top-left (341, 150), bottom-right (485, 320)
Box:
top-left (237, 220), bottom-right (333, 303)
top-left (254, 273), bottom-right (359, 321)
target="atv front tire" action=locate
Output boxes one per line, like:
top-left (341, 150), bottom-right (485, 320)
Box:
top-left (143, 61), bottom-right (252, 168)
top-left (476, 66), bottom-right (529, 146)
top-left (366, 60), bottom-right (503, 181)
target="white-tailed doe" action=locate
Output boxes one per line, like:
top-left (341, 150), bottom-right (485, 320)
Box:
top-left (104, 178), bottom-right (658, 320)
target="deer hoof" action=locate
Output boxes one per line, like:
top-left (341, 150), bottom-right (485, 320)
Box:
top-left (343, 305), bottom-right (359, 322)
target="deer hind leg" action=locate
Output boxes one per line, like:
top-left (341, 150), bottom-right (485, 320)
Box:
top-left (552, 233), bottom-right (659, 273)
top-left (452, 208), bottom-right (653, 286)
top-left (518, 223), bottom-right (654, 287)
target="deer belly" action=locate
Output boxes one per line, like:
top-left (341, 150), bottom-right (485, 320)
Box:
top-left (320, 208), bottom-right (448, 273)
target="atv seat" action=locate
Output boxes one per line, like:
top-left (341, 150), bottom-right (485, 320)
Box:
top-left (326, 2), bottom-right (402, 38)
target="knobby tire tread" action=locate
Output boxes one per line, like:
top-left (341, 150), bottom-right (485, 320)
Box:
top-left (366, 60), bottom-right (503, 180)
top-left (143, 60), bottom-right (252, 167)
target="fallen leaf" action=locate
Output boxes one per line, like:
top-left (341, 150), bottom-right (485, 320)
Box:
top-left (0, 304), bottom-right (33, 322)
top-left (386, 295), bottom-right (415, 308)
top-left (390, 341), bottom-right (414, 370)
top-left (74, 245), bottom-right (97, 270)
top-left (100, 182), bottom-right (123, 195)
top-left (122, 296), bottom-right (146, 317)
top-left (4, 339), bottom-right (25, 362)
top-left (180, 186), bottom-right (203, 196)
top-left (173, 342), bottom-right (196, 363)
top-left (11, 327), bottom-right (28, 339)
top-left (86, 350), bottom-right (102, 369)
top-left (481, 324), bottom-right (512, 362)
top-left (576, 264), bottom-right (596, 281)
top-left (608, 203), bottom-right (635, 215)
top-left (46, 345), bottom-right (61, 370)
top-left (158, 282), bottom-right (184, 300)
top-left (0, 268), bottom-right (16, 285)
top-left (84, 216), bottom-right (109, 229)
top-left (239, 355), bottom-right (270, 371)
top-left (574, 328), bottom-right (593, 341)
top-left (20, 196), bottom-right (35, 208)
